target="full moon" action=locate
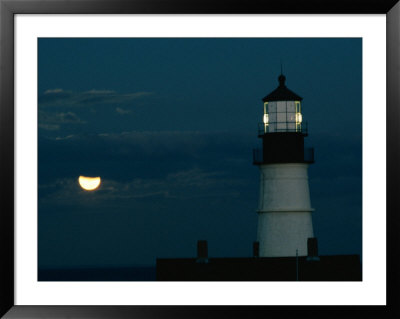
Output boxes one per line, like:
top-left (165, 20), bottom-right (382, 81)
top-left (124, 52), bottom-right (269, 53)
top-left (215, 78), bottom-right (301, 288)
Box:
top-left (78, 176), bottom-right (101, 191)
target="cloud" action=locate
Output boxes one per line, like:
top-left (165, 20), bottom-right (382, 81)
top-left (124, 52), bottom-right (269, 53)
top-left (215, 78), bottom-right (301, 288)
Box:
top-left (55, 134), bottom-right (75, 141)
top-left (38, 123), bottom-right (60, 131)
top-left (38, 166), bottom-right (248, 208)
top-left (41, 130), bottom-right (252, 158)
top-left (85, 89), bottom-right (115, 94)
top-left (38, 130), bottom-right (256, 207)
top-left (39, 111), bottom-right (85, 130)
top-left (39, 89), bottom-right (154, 108)
top-left (116, 107), bottom-right (131, 115)
top-left (44, 88), bottom-right (63, 94)
top-left (38, 130), bottom-right (256, 186)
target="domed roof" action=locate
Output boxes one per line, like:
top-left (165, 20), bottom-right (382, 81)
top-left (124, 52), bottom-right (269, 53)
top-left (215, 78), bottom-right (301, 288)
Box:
top-left (262, 74), bottom-right (303, 102)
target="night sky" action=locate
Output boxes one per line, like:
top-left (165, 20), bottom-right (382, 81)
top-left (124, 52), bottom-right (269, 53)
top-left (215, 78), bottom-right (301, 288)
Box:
top-left (38, 38), bottom-right (362, 271)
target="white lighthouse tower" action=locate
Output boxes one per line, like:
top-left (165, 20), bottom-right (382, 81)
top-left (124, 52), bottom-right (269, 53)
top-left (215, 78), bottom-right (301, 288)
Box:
top-left (253, 74), bottom-right (315, 257)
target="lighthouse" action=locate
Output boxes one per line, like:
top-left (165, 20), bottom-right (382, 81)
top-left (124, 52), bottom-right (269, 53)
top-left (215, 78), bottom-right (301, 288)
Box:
top-left (253, 74), bottom-right (315, 257)
top-left (157, 73), bottom-right (362, 281)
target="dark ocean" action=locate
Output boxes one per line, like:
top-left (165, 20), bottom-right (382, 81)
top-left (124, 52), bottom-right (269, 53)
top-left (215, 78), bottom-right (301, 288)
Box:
top-left (38, 266), bottom-right (156, 281)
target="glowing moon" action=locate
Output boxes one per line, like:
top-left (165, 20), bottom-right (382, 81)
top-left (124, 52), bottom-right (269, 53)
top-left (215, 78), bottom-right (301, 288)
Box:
top-left (78, 176), bottom-right (101, 191)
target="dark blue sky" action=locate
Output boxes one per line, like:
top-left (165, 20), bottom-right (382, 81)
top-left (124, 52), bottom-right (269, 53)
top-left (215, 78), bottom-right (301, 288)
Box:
top-left (38, 38), bottom-right (362, 269)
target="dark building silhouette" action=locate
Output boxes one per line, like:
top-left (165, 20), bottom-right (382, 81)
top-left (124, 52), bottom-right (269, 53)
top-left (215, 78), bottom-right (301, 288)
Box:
top-left (157, 257), bottom-right (361, 281)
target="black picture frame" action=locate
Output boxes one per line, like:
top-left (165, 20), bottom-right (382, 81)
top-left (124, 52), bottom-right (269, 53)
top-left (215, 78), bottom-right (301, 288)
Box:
top-left (1, 0), bottom-right (399, 318)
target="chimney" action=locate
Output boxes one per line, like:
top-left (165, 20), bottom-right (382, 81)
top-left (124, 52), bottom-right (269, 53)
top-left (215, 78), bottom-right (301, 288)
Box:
top-left (307, 237), bottom-right (320, 261)
top-left (253, 241), bottom-right (260, 258)
top-left (196, 240), bottom-right (208, 263)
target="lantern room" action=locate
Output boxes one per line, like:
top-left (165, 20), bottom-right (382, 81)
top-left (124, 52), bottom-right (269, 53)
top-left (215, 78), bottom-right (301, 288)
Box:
top-left (261, 74), bottom-right (304, 134)
top-left (254, 74), bottom-right (314, 165)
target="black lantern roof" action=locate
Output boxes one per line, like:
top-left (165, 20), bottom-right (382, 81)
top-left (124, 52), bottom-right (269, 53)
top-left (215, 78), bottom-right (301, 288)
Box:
top-left (262, 75), bottom-right (303, 102)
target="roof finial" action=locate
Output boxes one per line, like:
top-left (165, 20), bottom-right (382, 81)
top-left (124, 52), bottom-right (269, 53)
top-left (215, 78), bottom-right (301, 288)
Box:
top-left (278, 60), bottom-right (285, 86)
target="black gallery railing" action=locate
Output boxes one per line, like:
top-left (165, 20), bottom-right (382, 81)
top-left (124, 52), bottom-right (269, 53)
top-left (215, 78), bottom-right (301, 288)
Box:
top-left (258, 121), bottom-right (308, 136)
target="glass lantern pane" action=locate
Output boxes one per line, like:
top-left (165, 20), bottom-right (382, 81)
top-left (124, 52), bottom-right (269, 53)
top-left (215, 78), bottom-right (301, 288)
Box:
top-left (277, 112), bottom-right (286, 123)
top-left (277, 122), bottom-right (287, 131)
top-left (269, 112), bottom-right (277, 124)
top-left (269, 102), bottom-right (277, 112)
top-left (288, 122), bottom-right (296, 131)
top-left (287, 101), bottom-right (295, 112)
top-left (287, 112), bottom-right (296, 122)
top-left (277, 101), bottom-right (286, 113)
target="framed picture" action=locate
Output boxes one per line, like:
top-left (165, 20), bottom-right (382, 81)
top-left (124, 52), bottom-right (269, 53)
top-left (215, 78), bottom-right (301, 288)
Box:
top-left (1, 0), bottom-right (399, 318)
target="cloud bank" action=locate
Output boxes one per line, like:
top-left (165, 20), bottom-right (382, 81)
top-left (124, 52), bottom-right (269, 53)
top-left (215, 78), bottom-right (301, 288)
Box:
top-left (39, 89), bottom-right (153, 107)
